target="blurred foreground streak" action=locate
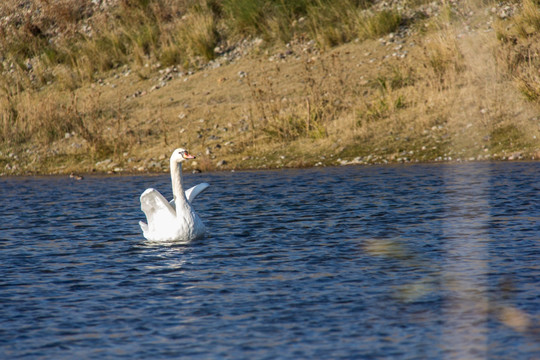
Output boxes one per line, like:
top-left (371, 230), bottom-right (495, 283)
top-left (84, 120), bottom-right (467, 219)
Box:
top-left (363, 162), bottom-right (539, 359)
top-left (441, 164), bottom-right (491, 359)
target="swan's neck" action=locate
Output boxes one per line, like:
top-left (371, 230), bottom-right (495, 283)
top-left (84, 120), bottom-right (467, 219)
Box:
top-left (171, 159), bottom-right (187, 206)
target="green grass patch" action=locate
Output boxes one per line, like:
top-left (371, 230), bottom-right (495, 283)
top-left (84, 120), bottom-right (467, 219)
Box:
top-left (490, 124), bottom-right (526, 151)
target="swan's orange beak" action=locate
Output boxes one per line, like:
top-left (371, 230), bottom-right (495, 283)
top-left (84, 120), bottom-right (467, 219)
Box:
top-left (183, 151), bottom-right (196, 159)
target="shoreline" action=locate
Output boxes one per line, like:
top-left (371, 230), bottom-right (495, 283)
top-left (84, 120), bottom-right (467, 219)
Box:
top-left (2, 157), bottom-right (538, 178)
top-left (1, 1), bottom-right (539, 178)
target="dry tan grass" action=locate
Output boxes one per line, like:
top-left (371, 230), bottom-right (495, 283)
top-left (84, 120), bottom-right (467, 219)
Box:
top-left (1, 0), bottom-right (540, 175)
top-left (496, 0), bottom-right (540, 105)
top-left (160, 9), bottom-right (218, 67)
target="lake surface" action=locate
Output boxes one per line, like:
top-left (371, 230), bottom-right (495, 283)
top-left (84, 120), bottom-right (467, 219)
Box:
top-left (1, 162), bottom-right (539, 359)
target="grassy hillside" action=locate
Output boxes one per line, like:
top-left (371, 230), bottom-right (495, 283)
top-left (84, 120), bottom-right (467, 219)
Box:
top-left (1, 0), bottom-right (539, 175)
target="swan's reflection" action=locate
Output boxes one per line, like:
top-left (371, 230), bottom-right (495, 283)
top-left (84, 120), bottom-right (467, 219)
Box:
top-left (138, 240), bottom-right (191, 272)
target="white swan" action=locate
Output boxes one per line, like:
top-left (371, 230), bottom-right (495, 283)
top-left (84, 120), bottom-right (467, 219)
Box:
top-left (139, 148), bottom-right (209, 241)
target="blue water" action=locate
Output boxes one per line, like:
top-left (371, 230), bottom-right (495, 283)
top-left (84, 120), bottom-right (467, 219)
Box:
top-left (1, 163), bottom-right (539, 359)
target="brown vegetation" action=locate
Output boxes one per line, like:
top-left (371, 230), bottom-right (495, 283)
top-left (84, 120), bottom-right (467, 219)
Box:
top-left (0, 0), bottom-right (539, 175)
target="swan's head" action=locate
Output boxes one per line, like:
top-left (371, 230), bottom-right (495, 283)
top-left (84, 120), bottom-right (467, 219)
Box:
top-left (171, 148), bottom-right (196, 163)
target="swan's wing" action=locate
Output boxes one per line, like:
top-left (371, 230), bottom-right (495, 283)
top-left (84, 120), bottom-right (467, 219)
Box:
top-left (165, 183), bottom-right (210, 208)
top-left (140, 188), bottom-right (176, 231)
top-left (185, 183), bottom-right (210, 203)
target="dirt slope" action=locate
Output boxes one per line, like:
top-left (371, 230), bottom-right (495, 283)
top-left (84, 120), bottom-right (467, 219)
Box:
top-left (1, 1), bottom-right (539, 176)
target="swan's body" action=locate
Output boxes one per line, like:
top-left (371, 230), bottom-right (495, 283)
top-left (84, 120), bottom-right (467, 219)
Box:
top-left (139, 148), bottom-right (209, 241)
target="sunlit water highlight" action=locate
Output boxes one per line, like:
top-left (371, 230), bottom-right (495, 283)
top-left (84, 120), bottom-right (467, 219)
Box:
top-left (1, 163), bottom-right (539, 359)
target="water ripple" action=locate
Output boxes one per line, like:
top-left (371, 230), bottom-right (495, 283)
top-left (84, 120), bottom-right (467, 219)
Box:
top-left (1, 163), bottom-right (539, 359)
